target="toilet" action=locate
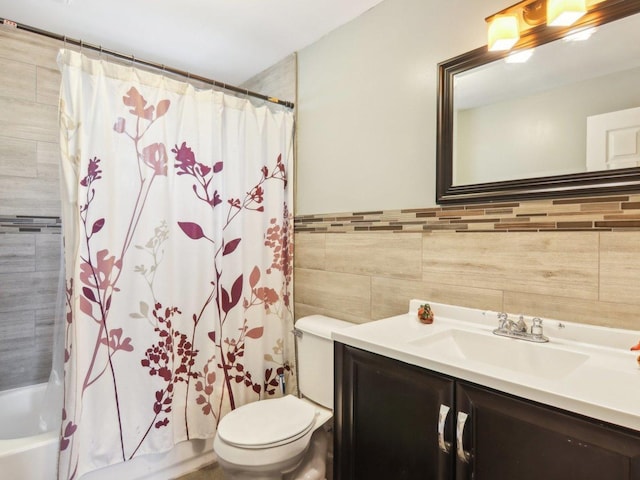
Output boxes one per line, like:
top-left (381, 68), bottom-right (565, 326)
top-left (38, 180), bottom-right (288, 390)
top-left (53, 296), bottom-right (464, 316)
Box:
top-left (213, 315), bottom-right (352, 480)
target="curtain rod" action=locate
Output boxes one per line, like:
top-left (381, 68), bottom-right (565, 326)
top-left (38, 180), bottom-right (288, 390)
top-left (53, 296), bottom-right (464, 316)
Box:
top-left (0, 17), bottom-right (295, 110)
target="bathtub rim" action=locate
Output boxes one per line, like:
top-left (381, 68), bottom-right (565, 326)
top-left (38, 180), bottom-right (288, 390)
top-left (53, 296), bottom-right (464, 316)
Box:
top-left (0, 382), bottom-right (217, 479)
top-left (0, 430), bottom-right (57, 459)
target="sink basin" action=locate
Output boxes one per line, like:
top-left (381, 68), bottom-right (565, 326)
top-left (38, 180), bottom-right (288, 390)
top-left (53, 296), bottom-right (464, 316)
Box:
top-left (408, 329), bottom-right (589, 380)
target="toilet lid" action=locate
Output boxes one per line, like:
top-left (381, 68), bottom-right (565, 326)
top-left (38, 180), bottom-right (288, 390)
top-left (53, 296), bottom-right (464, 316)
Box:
top-left (217, 395), bottom-right (316, 449)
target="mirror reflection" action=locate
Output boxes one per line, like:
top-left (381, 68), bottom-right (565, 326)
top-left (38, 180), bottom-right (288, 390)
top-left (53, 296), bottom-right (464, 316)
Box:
top-left (453, 11), bottom-right (640, 187)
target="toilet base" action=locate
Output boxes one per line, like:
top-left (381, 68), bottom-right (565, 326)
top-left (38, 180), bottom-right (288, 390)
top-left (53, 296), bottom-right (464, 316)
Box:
top-left (217, 447), bottom-right (308, 480)
top-left (217, 426), bottom-right (331, 480)
top-left (222, 472), bottom-right (285, 480)
top-left (285, 426), bottom-right (330, 480)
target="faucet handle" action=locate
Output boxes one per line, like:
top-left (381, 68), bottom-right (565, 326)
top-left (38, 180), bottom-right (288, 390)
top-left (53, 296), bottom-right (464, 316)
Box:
top-left (497, 312), bottom-right (509, 328)
top-left (531, 317), bottom-right (543, 336)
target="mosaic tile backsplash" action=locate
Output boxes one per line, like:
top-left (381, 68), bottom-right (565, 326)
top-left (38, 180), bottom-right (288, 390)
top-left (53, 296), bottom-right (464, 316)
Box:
top-left (0, 215), bottom-right (61, 234)
top-left (294, 194), bottom-right (640, 233)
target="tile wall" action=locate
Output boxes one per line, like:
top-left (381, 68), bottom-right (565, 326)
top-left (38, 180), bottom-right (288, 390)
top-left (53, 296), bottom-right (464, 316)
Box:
top-left (0, 25), bottom-right (64, 390)
top-left (0, 219), bottom-right (61, 390)
top-left (294, 195), bottom-right (640, 330)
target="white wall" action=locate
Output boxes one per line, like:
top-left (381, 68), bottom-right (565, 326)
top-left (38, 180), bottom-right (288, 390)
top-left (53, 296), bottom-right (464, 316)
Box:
top-left (296, 0), bottom-right (511, 215)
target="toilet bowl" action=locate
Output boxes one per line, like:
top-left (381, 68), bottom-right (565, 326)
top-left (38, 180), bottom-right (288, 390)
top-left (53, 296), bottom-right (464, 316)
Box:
top-left (213, 315), bottom-right (352, 480)
top-left (213, 395), bottom-right (331, 479)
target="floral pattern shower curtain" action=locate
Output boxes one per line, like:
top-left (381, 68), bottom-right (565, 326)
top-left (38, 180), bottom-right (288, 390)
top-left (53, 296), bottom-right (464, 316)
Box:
top-left (57, 50), bottom-right (295, 479)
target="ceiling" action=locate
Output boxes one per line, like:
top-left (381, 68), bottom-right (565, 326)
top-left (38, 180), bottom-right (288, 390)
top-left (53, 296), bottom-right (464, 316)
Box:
top-left (0, 0), bottom-right (386, 86)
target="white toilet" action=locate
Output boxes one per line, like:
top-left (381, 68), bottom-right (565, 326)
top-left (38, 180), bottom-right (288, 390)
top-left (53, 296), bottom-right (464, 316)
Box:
top-left (213, 315), bottom-right (352, 480)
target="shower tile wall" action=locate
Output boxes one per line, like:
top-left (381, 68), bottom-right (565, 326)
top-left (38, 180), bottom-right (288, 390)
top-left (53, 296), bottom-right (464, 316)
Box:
top-left (0, 227), bottom-right (60, 390)
top-left (0, 25), bottom-right (63, 390)
top-left (240, 53), bottom-right (296, 104)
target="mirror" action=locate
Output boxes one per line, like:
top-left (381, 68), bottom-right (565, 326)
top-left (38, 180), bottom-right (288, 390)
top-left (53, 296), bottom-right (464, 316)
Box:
top-left (437, 0), bottom-right (640, 204)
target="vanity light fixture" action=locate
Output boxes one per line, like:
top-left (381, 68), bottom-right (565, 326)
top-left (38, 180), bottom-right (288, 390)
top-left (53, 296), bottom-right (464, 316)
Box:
top-left (486, 0), bottom-right (588, 51)
top-left (547, 0), bottom-right (587, 26)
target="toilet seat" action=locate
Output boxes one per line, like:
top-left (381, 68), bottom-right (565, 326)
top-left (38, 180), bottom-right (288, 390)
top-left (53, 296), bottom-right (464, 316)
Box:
top-left (217, 395), bottom-right (316, 449)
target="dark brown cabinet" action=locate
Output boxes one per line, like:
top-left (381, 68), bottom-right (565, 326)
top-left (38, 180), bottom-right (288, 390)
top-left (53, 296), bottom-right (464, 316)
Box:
top-left (334, 342), bottom-right (640, 480)
top-left (334, 342), bottom-right (454, 480)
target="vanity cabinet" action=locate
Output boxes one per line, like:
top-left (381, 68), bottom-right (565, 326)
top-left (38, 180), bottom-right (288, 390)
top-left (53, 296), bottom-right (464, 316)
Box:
top-left (334, 342), bottom-right (454, 480)
top-left (334, 343), bottom-right (640, 480)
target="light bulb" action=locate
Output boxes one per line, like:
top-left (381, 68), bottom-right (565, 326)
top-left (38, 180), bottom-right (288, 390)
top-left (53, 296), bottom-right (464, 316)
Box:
top-left (488, 15), bottom-right (520, 51)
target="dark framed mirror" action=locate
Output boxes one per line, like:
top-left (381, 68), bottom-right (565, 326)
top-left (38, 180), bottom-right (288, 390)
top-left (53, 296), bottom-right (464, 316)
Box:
top-left (437, 0), bottom-right (640, 205)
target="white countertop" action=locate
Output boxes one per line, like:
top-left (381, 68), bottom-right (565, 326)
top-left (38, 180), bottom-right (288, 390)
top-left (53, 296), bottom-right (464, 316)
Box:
top-left (332, 299), bottom-right (640, 432)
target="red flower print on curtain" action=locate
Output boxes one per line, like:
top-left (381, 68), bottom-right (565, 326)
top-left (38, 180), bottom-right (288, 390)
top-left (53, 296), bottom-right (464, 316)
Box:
top-left (57, 50), bottom-right (294, 480)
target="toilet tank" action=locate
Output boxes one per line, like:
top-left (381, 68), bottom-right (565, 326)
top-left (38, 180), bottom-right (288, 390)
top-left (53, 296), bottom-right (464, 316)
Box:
top-left (295, 315), bottom-right (353, 409)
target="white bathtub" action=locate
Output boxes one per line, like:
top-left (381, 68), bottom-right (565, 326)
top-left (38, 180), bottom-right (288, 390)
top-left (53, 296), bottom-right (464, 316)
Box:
top-left (0, 383), bottom-right (217, 480)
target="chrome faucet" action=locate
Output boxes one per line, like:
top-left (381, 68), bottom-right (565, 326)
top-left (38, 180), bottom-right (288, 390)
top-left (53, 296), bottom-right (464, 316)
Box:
top-left (493, 313), bottom-right (549, 343)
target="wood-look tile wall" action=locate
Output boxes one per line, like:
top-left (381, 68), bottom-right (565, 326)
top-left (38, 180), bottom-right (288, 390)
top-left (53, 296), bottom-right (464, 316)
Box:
top-left (0, 231), bottom-right (61, 390)
top-left (0, 25), bottom-right (64, 390)
top-left (294, 196), bottom-right (640, 330)
top-left (241, 54), bottom-right (296, 104)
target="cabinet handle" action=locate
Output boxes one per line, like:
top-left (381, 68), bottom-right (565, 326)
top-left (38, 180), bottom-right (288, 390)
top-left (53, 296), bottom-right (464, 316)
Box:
top-left (437, 404), bottom-right (451, 453)
top-left (456, 411), bottom-right (471, 463)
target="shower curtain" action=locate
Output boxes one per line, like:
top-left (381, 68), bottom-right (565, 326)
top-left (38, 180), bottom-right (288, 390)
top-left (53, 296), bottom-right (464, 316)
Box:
top-left (56, 49), bottom-right (295, 480)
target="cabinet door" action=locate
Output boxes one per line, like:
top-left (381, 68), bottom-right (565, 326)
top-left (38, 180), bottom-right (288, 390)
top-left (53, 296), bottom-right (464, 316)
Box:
top-left (335, 343), bottom-right (455, 480)
top-left (456, 382), bottom-right (640, 480)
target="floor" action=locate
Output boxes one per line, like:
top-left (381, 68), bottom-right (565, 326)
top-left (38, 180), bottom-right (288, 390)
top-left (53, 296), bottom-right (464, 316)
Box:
top-left (174, 463), bottom-right (225, 480)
